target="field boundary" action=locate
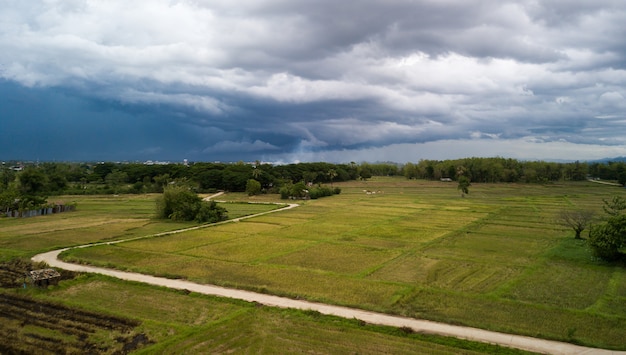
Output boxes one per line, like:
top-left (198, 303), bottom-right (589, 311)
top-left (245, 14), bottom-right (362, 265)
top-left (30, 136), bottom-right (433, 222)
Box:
top-left (32, 195), bottom-right (626, 355)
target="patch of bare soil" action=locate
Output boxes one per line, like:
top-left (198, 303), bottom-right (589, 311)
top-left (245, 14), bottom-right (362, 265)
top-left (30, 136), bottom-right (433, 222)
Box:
top-left (0, 292), bottom-right (151, 354)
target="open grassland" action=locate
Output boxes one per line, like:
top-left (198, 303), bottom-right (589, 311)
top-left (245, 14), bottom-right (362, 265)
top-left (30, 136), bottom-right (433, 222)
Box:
top-left (16, 275), bottom-right (531, 354)
top-left (3, 178), bottom-right (626, 352)
top-left (0, 190), bottom-right (530, 353)
top-left (0, 195), bottom-right (279, 262)
top-left (59, 178), bottom-right (626, 350)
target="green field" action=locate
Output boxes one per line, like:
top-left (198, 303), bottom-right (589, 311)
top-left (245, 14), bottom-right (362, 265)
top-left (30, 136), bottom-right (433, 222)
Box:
top-left (2, 178), bottom-right (626, 352)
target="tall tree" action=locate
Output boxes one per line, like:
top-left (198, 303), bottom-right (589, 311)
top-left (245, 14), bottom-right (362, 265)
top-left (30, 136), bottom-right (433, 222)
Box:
top-left (327, 169), bottom-right (338, 186)
top-left (17, 168), bottom-right (48, 196)
top-left (457, 176), bottom-right (471, 197)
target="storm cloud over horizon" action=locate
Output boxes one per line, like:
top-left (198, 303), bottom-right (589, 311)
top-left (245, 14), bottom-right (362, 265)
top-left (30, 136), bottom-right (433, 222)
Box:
top-left (1, 1), bottom-right (626, 163)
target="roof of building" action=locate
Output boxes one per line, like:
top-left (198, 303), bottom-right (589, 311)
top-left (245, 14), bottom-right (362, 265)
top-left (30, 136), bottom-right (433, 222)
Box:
top-left (29, 269), bottom-right (61, 281)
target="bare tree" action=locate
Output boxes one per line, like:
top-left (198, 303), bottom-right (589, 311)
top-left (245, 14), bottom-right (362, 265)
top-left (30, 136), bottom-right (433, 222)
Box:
top-left (557, 209), bottom-right (595, 239)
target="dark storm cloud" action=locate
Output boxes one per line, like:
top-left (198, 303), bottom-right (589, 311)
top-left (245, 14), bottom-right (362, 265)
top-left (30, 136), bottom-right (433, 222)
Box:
top-left (1, 1), bottom-right (626, 162)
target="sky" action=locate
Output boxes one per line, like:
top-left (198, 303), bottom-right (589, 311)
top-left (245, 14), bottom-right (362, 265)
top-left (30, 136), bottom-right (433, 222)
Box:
top-left (1, 0), bottom-right (626, 164)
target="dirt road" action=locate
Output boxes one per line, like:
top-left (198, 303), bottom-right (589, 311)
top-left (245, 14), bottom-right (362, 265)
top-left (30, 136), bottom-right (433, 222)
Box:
top-left (32, 198), bottom-right (625, 355)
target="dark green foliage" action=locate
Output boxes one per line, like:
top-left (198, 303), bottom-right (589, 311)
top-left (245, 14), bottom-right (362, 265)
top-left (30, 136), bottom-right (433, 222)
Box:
top-left (196, 169), bottom-right (223, 191)
top-left (17, 168), bottom-right (48, 195)
top-left (279, 181), bottom-right (307, 199)
top-left (4, 158), bottom-right (624, 200)
top-left (222, 163), bottom-right (253, 191)
top-left (245, 179), bottom-right (262, 196)
top-left (0, 188), bottom-right (18, 213)
top-left (280, 183), bottom-right (341, 200)
top-left (403, 157), bottom-right (601, 183)
top-left (290, 181), bottom-right (308, 199)
top-left (309, 186), bottom-right (334, 199)
top-left (457, 176), bottom-right (470, 195)
top-left (155, 186), bottom-right (227, 223)
top-left (588, 196), bottom-right (626, 261)
top-left (279, 185), bottom-right (291, 200)
top-left (602, 196), bottom-right (626, 216)
top-left (359, 166), bottom-right (373, 180)
top-left (195, 200), bottom-right (228, 223)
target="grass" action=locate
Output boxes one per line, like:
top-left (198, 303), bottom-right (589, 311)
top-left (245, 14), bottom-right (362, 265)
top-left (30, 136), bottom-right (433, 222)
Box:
top-left (3, 178), bottom-right (626, 351)
top-left (35, 275), bottom-right (533, 355)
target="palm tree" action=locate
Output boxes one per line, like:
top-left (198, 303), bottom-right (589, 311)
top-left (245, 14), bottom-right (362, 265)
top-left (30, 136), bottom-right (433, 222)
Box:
top-left (327, 169), bottom-right (338, 186)
top-left (252, 167), bottom-right (262, 180)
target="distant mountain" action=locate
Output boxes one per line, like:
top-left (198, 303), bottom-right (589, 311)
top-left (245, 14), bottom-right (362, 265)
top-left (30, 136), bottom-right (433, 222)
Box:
top-left (590, 157), bottom-right (626, 163)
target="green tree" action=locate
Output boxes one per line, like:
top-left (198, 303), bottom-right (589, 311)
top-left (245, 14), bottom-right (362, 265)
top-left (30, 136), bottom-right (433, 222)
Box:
top-left (327, 169), bottom-right (338, 186)
top-left (602, 196), bottom-right (626, 216)
top-left (17, 168), bottom-right (48, 196)
top-left (153, 173), bottom-right (171, 193)
top-left (47, 173), bottom-right (68, 192)
top-left (0, 187), bottom-right (19, 213)
top-left (302, 171), bottom-right (318, 185)
top-left (291, 181), bottom-right (308, 199)
top-left (196, 169), bottom-right (223, 191)
top-left (589, 214), bottom-right (626, 261)
top-left (156, 186), bottom-right (227, 223)
top-left (457, 176), bottom-right (471, 197)
top-left (0, 166), bottom-right (16, 190)
top-left (359, 166), bottom-right (372, 180)
top-left (246, 179), bottom-right (262, 196)
top-left (589, 196), bottom-right (626, 261)
top-left (252, 166), bottom-right (262, 180)
top-left (105, 170), bottom-right (129, 194)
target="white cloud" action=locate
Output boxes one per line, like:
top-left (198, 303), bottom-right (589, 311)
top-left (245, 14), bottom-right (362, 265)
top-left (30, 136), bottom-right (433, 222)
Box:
top-left (2, 1), bottom-right (626, 162)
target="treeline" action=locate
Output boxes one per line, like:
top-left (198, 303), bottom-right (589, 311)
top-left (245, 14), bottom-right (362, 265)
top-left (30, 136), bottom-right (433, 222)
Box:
top-left (403, 158), bottom-right (626, 184)
top-left (2, 157), bottom-right (626, 201)
top-left (0, 161), bottom-right (364, 198)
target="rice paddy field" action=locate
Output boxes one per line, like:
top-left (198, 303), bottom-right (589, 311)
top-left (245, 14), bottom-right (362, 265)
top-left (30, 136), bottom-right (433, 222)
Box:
top-left (2, 177), bottom-right (626, 352)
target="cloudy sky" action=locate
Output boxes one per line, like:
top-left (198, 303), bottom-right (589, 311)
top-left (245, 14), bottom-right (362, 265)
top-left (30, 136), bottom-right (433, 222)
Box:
top-left (1, 1), bottom-right (626, 163)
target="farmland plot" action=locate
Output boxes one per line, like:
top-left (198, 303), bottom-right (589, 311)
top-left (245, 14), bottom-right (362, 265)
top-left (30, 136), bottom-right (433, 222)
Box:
top-left (0, 292), bottom-right (149, 354)
top-left (41, 180), bottom-right (626, 348)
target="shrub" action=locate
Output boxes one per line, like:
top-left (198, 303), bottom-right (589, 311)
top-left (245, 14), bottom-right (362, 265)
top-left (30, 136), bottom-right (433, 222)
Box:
top-left (279, 185), bottom-right (291, 199)
top-left (588, 215), bottom-right (626, 261)
top-left (246, 179), bottom-right (262, 196)
top-left (309, 186), bottom-right (333, 199)
top-left (156, 186), bottom-right (227, 223)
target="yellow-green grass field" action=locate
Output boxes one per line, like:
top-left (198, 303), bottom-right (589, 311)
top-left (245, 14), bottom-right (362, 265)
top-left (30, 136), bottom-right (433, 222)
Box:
top-left (2, 178), bottom-right (626, 352)
top-left (28, 274), bottom-right (531, 354)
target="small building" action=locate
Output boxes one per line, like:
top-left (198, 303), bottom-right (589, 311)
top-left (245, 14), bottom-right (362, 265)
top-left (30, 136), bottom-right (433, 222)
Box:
top-left (29, 269), bottom-right (61, 287)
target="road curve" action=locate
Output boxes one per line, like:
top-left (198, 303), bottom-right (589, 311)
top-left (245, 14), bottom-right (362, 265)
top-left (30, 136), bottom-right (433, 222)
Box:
top-left (32, 198), bottom-right (625, 355)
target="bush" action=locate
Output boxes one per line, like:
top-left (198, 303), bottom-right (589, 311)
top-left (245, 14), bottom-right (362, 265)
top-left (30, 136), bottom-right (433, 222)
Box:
top-left (588, 215), bottom-right (626, 261)
top-left (279, 185), bottom-right (291, 199)
top-left (588, 197), bottom-right (626, 261)
top-left (309, 186), bottom-right (333, 199)
top-left (246, 179), bottom-right (262, 196)
top-left (156, 186), bottom-right (227, 223)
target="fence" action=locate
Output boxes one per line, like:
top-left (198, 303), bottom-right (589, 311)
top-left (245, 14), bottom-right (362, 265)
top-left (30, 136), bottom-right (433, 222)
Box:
top-left (5, 204), bottom-right (76, 218)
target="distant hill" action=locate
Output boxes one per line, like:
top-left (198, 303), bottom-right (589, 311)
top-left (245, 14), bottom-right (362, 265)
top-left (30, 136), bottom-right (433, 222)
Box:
top-left (591, 157), bottom-right (626, 163)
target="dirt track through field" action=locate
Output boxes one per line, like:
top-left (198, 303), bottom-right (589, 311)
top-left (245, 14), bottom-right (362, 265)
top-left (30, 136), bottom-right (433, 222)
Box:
top-left (32, 194), bottom-right (625, 355)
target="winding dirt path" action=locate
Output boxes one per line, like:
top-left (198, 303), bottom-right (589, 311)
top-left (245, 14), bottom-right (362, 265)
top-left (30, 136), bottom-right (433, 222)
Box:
top-left (32, 196), bottom-right (624, 355)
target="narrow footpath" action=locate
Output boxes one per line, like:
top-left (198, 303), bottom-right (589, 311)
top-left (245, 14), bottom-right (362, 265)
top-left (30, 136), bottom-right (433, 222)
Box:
top-left (32, 196), bottom-right (625, 355)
